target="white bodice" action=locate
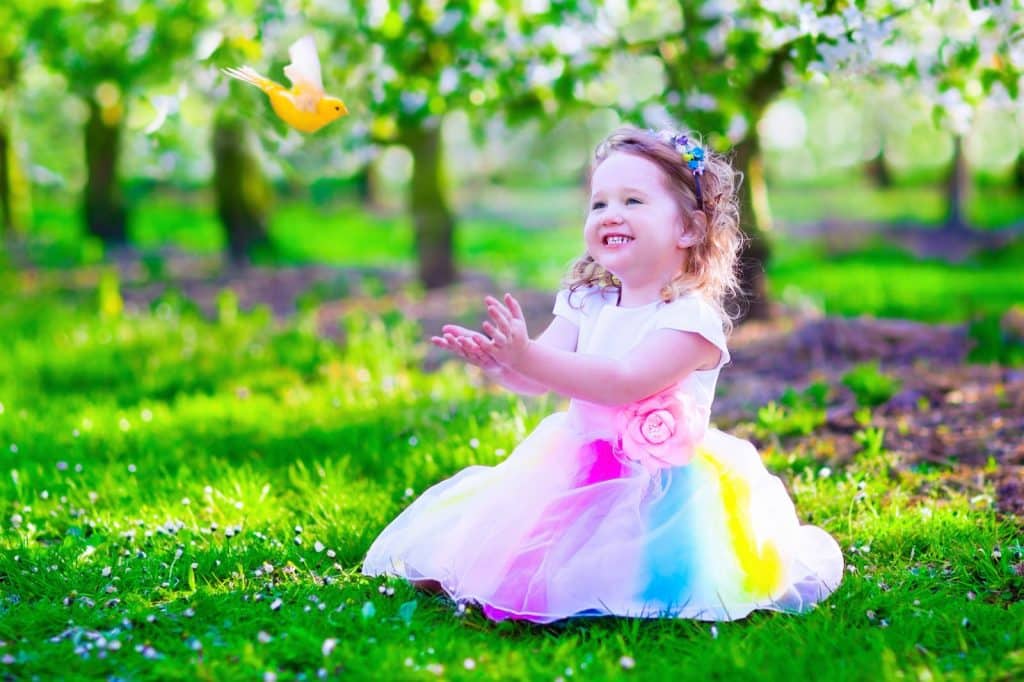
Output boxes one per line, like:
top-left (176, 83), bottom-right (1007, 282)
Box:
top-left (554, 286), bottom-right (730, 412)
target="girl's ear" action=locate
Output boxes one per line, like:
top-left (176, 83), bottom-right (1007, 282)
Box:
top-left (678, 211), bottom-right (708, 248)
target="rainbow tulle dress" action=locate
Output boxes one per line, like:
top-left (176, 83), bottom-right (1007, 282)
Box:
top-left (362, 288), bottom-right (844, 623)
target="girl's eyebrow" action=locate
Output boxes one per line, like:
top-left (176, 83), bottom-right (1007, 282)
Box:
top-left (590, 186), bottom-right (649, 198)
top-left (621, 186), bottom-right (649, 196)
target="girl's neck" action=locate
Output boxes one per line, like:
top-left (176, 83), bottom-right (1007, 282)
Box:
top-left (613, 253), bottom-right (690, 308)
top-left (616, 284), bottom-right (665, 308)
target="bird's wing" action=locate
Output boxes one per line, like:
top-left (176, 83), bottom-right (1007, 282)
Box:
top-left (144, 94), bottom-right (180, 135)
top-left (223, 66), bottom-right (274, 90)
top-left (283, 35), bottom-right (324, 112)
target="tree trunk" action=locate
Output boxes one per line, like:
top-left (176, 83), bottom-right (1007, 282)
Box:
top-left (659, 19), bottom-right (785, 322)
top-left (0, 57), bottom-right (20, 239)
top-left (83, 97), bottom-right (127, 244)
top-left (865, 152), bottom-right (892, 188)
top-left (731, 136), bottom-right (772, 321)
top-left (944, 135), bottom-right (970, 234)
top-left (1014, 150), bottom-right (1024, 190)
top-left (354, 161), bottom-right (382, 210)
top-left (402, 123), bottom-right (456, 289)
top-left (0, 104), bottom-right (12, 239)
top-left (212, 112), bottom-right (271, 265)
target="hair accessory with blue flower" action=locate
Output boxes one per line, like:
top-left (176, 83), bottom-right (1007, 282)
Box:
top-left (654, 130), bottom-right (707, 210)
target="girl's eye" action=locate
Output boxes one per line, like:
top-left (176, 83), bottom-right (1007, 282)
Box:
top-left (626, 197), bottom-right (642, 205)
top-left (591, 201), bottom-right (606, 210)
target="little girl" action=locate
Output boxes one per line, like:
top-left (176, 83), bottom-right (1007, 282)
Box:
top-left (362, 127), bottom-right (843, 623)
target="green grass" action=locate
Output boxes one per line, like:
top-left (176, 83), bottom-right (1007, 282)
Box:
top-left (767, 241), bottom-right (1024, 322)
top-left (768, 184), bottom-right (1024, 229)
top-left (1, 272), bottom-right (1023, 680)
top-left (19, 184), bottom-right (1024, 325)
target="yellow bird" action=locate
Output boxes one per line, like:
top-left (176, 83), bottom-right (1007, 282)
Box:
top-left (222, 35), bottom-right (349, 134)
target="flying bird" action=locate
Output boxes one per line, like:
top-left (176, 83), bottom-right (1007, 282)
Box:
top-left (222, 35), bottom-right (349, 134)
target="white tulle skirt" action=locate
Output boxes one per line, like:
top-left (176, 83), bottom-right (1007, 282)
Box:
top-left (363, 405), bottom-right (843, 624)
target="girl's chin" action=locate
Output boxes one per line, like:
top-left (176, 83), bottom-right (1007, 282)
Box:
top-left (592, 258), bottom-right (623, 277)
top-left (594, 253), bottom-right (631, 273)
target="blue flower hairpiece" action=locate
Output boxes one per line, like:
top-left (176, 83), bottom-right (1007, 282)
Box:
top-left (654, 130), bottom-right (707, 210)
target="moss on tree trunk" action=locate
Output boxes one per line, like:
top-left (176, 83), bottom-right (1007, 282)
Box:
top-left (402, 123), bottom-right (456, 289)
top-left (212, 112), bottom-right (271, 265)
top-left (83, 98), bottom-right (127, 244)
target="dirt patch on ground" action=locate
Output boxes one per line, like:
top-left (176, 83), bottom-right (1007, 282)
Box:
top-left (705, 315), bottom-right (1023, 518)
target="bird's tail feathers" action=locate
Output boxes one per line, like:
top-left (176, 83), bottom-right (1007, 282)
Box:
top-left (222, 66), bottom-right (270, 90)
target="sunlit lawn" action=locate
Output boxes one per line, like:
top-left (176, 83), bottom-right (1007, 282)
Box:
top-left (22, 183), bottom-right (1024, 324)
top-left (1, 281), bottom-right (1022, 680)
top-left (768, 184), bottom-right (1024, 229)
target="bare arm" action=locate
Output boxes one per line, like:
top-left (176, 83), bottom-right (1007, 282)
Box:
top-left (488, 315), bottom-right (578, 395)
top-left (505, 329), bottom-right (718, 405)
top-left (482, 294), bottom-right (720, 406)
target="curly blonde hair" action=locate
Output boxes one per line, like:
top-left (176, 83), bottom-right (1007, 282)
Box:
top-left (564, 126), bottom-right (745, 333)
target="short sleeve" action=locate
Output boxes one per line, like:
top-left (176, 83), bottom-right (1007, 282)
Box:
top-left (552, 288), bottom-right (582, 326)
top-left (654, 295), bottom-right (731, 370)
top-left (554, 287), bottom-right (612, 326)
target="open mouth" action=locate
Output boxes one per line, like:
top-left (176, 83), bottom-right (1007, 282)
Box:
top-left (603, 234), bottom-right (634, 246)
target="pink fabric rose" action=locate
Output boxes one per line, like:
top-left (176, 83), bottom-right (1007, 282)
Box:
top-left (616, 389), bottom-right (709, 474)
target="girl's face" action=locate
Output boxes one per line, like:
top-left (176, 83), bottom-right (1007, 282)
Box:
top-left (584, 152), bottom-right (691, 290)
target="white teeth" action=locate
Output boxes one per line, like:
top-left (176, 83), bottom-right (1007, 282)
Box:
top-left (605, 236), bottom-right (632, 245)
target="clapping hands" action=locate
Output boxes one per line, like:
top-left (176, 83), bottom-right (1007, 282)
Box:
top-left (431, 294), bottom-right (530, 372)
top-left (430, 324), bottom-right (501, 374)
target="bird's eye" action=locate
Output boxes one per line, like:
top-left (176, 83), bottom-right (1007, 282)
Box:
top-left (335, 106), bottom-right (341, 111)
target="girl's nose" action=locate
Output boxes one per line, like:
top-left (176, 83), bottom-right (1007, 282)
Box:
top-left (601, 211), bottom-right (624, 226)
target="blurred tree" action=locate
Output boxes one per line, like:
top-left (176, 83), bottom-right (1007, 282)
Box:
top-left (0, 56), bottom-right (18, 240)
top-left (601, 2), bottom-right (845, 318)
top-left (318, 0), bottom-right (608, 289)
top-left (353, 163), bottom-right (382, 210)
top-left (945, 135), bottom-right (970, 233)
top-left (616, 0), bottom-right (1022, 319)
top-left (865, 151), bottom-right (893, 188)
top-left (31, 0), bottom-right (210, 245)
top-left (0, 0), bottom-right (38, 239)
top-left (864, 97), bottom-right (893, 188)
top-left (915, 2), bottom-right (1021, 237)
top-left (212, 109), bottom-right (272, 264)
top-left (613, 3), bottom-right (903, 318)
top-left (197, 15), bottom-right (276, 265)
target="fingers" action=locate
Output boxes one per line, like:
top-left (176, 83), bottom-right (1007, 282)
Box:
top-left (434, 332), bottom-right (476, 361)
top-left (461, 336), bottom-right (497, 366)
top-left (463, 338), bottom-right (503, 372)
top-left (486, 298), bottom-right (514, 336)
top-left (479, 336), bottom-right (499, 356)
top-left (482, 320), bottom-right (508, 346)
top-left (445, 333), bottom-right (470, 358)
top-left (432, 332), bottom-right (498, 371)
top-left (433, 317), bottom-right (511, 374)
top-left (504, 293), bottom-right (525, 321)
top-left (440, 293), bottom-right (524, 354)
top-left (430, 334), bottom-right (455, 351)
top-left (442, 324), bottom-right (483, 339)
top-left (454, 336), bottom-right (479, 363)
